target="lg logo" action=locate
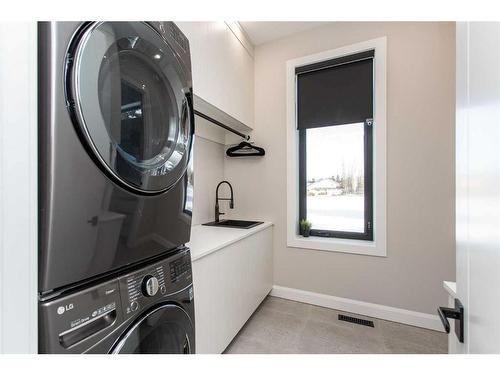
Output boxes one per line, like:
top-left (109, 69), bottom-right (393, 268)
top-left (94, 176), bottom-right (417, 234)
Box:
top-left (57, 303), bottom-right (74, 315)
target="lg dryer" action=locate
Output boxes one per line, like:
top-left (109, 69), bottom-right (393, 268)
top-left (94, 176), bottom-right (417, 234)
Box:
top-left (38, 22), bottom-right (194, 294)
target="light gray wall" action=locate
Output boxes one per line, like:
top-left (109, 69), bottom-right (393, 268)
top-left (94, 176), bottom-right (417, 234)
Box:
top-left (225, 22), bottom-right (456, 314)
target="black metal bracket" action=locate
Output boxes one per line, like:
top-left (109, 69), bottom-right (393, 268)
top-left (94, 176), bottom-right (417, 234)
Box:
top-left (437, 298), bottom-right (464, 343)
top-left (194, 110), bottom-right (250, 141)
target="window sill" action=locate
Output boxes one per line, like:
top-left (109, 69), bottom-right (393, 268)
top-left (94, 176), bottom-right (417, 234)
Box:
top-left (287, 235), bottom-right (387, 257)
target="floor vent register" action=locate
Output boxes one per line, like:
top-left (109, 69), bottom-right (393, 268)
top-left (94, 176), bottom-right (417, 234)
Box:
top-left (338, 314), bottom-right (375, 327)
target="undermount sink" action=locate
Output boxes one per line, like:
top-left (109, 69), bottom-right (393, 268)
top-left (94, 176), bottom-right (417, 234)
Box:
top-left (202, 219), bottom-right (263, 229)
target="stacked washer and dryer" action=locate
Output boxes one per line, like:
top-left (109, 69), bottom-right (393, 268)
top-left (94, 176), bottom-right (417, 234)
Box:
top-left (38, 22), bottom-right (196, 354)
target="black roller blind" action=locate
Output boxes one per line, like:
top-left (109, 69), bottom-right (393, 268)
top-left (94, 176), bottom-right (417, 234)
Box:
top-left (296, 50), bottom-right (374, 130)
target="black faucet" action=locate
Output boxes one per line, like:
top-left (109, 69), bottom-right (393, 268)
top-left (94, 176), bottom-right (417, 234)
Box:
top-left (215, 180), bottom-right (234, 222)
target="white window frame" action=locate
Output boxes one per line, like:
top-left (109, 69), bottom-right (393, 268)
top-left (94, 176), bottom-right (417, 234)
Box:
top-left (286, 37), bottom-right (387, 257)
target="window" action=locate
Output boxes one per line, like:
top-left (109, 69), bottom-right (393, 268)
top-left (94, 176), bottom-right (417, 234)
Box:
top-left (297, 51), bottom-right (374, 241)
top-left (286, 37), bottom-right (386, 256)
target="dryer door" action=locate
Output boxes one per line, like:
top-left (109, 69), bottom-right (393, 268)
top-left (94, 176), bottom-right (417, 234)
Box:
top-left (66, 22), bottom-right (193, 194)
top-left (111, 304), bottom-right (194, 354)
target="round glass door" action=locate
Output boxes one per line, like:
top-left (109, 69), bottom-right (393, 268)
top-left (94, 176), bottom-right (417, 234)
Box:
top-left (112, 304), bottom-right (194, 354)
top-left (67, 22), bottom-right (193, 193)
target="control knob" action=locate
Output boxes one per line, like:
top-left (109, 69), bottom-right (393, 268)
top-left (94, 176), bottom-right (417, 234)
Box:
top-left (142, 275), bottom-right (159, 297)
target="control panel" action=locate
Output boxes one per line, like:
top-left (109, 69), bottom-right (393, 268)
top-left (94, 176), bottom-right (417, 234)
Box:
top-left (121, 265), bottom-right (166, 314)
top-left (118, 248), bottom-right (192, 317)
top-left (38, 248), bottom-right (193, 353)
top-left (169, 252), bottom-right (191, 282)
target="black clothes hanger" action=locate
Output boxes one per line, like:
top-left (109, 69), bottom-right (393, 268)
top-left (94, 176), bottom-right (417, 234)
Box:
top-left (226, 141), bottom-right (265, 157)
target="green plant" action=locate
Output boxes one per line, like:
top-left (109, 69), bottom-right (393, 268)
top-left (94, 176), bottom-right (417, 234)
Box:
top-left (299, 219), bottom-right (312, 231)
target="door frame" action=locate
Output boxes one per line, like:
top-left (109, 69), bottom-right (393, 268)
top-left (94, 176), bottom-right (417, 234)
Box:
top-left (0, 22), bottom-right (38, 353)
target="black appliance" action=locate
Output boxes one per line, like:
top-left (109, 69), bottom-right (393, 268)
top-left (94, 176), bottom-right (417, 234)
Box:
top-left (38, 21), bottom-right (194, 295)
top-left (39, 248), bottom-right (195, 353)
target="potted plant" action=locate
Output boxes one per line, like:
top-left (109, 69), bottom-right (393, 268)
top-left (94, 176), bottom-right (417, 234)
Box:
top-left (300, 219), bottom-right (312, 237)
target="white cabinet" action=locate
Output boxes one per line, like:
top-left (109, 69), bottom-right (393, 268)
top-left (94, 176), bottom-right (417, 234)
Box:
top-left (191, 226), bottom-right (273, 354)
top-left (176, 22), bottom-right (254, 127)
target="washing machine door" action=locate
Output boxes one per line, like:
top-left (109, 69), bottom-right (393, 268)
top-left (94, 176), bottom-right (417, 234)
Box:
top-left (66, 22), bottom-right (193, 194)
top-left (111, 304), bottom-right (194, 354)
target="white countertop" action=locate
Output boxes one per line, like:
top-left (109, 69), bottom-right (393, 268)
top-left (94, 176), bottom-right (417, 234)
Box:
top-left (187, 221), bottom-right (273, 262)
top-left (443, 280), bottom-right (457, 298)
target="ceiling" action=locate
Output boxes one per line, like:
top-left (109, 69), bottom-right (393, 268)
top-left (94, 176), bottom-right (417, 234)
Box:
top-left (239, 22), bottom-right (330, 46)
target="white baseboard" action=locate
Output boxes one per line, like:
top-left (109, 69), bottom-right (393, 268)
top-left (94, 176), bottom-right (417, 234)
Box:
top-left (270, 285), bottom-right (443, 332)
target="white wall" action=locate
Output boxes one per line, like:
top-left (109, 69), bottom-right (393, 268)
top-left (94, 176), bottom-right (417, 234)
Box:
top-left (192, 134), bottom-right (225, 226)
top-left (192, 131), bottom-right (246, 225)
top-left (0, 22), bottom-right (38, 353)
top-left (225, 22), bottom-right (456, 315)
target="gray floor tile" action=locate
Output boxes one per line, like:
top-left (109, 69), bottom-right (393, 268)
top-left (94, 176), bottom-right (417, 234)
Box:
top-left (260, 294), bottom-right (313, 316)
top-left (224, 296), bottom-right (448, 354)
top-left (297, 319), bottom-right (387, 354)
top-left (383, 336), bottom-right (445, 354)
top-left (378, 319), bottom-right (448, 354)
top-left (225, 335), bottom-right (283, 354)
top-left (235, 306), bottom-right (306, 351)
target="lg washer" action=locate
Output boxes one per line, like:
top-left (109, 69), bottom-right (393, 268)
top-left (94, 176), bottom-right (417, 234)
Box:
top-left (39, 248), bottom-right (195, 353)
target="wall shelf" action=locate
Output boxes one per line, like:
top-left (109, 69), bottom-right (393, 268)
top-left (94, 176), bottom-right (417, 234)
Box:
top-left (193, 95), bottom-right (253, 145)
